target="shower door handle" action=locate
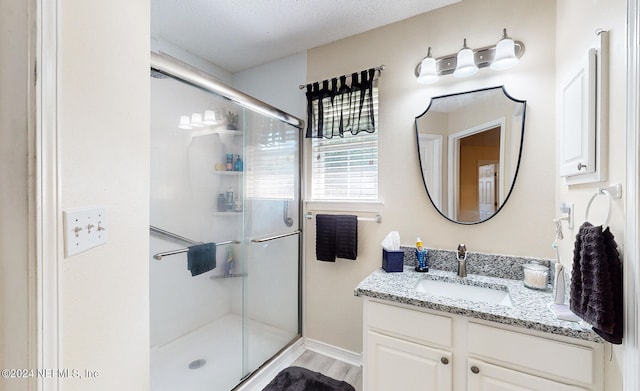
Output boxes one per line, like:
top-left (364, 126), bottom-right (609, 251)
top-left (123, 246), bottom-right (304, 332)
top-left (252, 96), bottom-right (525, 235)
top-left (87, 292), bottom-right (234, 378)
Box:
top-left (251, 230), bottom-right (301, 243)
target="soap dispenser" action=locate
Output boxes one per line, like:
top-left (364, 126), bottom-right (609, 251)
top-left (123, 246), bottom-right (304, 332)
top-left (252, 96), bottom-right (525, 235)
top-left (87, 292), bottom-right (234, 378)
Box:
top-left (415, 238), bottom-right (429, 273)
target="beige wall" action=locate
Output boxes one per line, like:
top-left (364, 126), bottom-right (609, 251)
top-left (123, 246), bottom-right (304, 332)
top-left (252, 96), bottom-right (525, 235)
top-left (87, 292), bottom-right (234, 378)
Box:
top-left (59, 1), bottom-right (150, 390)
top-left (555, 1), bottom-right (627, 389)
top-left (305, 0), bottom-right (625, 388)
top-left (305, 0), bottom-right (556, 354)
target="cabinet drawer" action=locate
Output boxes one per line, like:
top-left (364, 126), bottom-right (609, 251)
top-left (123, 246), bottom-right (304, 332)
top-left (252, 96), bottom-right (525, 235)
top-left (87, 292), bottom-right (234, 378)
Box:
top-left (467, 323), bottom-right (595, 385)
top-left (367, 300), bottom-right (452, 347)
top-left (467, 358), bottom-right (590, 391)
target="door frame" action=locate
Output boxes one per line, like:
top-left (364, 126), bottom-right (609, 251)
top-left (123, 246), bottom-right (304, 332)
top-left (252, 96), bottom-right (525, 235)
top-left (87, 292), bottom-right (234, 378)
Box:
top-left (624, 1), bottom-right (640, 390)
top-left (448, 118), bottom-right (505, 220)
top-left (36, 0), bottom-right (62, 390)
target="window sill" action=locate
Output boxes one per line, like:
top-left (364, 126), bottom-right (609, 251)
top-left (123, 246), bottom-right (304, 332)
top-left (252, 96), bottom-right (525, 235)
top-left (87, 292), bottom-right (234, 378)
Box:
top-left (304, 200), bottom-right (384, 213)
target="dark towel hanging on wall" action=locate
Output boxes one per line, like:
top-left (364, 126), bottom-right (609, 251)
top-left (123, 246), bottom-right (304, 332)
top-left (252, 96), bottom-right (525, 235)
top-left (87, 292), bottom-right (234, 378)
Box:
top-left (315, 214), bottom-right (338, 262)
top-left (315, 214), bottom-right (358, 262)
top-left (335, 215), bottom-right (358, 260)
top-left (187, 242), bottom-right (217, 277)
top-left (306, 68), bottom-right (377, 139)
top-left (570, 222), bottom-right (623, 344)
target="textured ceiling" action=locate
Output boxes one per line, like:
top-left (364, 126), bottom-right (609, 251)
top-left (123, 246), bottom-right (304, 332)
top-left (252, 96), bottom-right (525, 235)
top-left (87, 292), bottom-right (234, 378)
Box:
top-left (151, 0), bottom-right (459, 73)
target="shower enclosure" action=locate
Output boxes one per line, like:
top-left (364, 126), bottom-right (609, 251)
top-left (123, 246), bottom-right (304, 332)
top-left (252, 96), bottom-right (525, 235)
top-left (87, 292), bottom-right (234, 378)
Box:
top-left (149, 54), bottom-right (302, 391)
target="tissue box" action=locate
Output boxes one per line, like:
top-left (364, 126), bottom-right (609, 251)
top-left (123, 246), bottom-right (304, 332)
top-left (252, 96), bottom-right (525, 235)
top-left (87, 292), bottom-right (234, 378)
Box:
top-left (382, 249), bottom-right (404, 272)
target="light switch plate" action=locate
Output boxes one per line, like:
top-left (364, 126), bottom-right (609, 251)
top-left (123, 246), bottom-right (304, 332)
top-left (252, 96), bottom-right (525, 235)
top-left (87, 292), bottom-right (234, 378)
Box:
top-left (63, 206), bottom-right (108, 257)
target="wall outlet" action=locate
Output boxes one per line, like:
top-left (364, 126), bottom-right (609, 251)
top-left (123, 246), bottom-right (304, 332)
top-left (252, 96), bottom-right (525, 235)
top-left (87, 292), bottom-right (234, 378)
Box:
top-left (63, 206), bottom-right (108, 257)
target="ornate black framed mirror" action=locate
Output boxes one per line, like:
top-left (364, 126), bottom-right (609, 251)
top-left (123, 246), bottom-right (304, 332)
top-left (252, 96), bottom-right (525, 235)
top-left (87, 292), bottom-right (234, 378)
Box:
top-left (415, 86), bottom-right (526, 224)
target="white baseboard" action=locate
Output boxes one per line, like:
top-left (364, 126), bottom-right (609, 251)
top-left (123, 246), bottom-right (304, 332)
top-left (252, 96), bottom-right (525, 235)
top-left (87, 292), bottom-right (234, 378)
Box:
top-left (303, 337), bottom-right (363, 367)
top-left (234, 338), bottom-right (305, 391)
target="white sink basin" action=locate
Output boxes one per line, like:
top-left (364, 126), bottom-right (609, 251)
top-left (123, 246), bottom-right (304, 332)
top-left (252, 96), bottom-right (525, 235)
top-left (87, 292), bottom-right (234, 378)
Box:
top-left (415, 279), bottom-right (513, 307)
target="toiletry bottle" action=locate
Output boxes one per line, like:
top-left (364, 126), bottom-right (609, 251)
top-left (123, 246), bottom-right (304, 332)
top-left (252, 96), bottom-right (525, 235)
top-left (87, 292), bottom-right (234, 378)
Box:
top-left (553, 262), bottom-right (566, 304)
top-left (234, 155), bottom-right (243, 171)
top-left (226, 154), bottom-right (233, 171)
top-left (225, 187), bottom-right (234, 211)
top-left (224, 247), bottom-right (234, 277)
top-left (217, 193), bottom-right (226, 212)
top-left (415, 237), bottom-right (429, 273)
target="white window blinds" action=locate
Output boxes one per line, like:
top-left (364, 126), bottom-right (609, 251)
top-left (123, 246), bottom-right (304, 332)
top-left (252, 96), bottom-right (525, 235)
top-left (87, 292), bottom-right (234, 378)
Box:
top-left (311, 87), bottom-right (379, 200)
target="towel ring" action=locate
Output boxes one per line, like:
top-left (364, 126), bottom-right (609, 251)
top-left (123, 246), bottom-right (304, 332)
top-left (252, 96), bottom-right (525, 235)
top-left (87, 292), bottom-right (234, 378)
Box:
top-left (584, 188), bottom-right (613, 227)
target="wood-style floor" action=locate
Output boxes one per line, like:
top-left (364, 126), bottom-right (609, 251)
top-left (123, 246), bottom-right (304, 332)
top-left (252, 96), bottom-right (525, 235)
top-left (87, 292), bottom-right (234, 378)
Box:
top-left (290, 350), bottom-right (362, 391)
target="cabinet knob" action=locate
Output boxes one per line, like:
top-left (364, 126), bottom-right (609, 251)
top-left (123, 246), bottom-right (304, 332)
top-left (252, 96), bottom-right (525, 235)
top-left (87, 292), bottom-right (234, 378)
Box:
top-left (577, 162), bottom-right (587, 171)
top-left (440, 357), bottom-right (449, 365)
top-left (470, 366), bottom-right (480, 374)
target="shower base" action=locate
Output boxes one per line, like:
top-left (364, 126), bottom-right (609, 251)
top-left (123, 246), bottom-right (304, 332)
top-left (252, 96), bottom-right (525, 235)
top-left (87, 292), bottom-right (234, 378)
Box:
top-left (151, 313), bottom-right (294, 391)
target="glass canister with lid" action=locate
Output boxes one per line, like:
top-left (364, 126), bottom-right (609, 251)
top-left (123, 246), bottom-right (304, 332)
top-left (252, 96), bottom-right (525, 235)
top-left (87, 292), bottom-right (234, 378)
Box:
top-left (522, 262), bottom-right (549, 290)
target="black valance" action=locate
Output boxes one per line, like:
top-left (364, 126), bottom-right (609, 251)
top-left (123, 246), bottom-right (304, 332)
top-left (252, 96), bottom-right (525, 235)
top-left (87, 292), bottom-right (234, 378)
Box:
top-left (305, 68), bottom-right (377, 138)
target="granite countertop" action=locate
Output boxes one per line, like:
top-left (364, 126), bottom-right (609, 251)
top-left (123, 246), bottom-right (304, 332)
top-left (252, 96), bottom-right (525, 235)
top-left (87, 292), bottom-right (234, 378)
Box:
top-left (355, 266), bottom-right (602, 343)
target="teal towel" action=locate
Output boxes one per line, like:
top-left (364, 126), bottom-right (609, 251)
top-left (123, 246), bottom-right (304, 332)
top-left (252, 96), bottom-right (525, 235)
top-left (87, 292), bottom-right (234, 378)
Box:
top-left (187, 243), bottom-right (216, 276)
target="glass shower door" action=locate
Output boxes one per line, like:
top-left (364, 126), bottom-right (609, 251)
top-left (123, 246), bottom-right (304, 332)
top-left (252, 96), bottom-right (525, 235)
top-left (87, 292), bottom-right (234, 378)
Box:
top-left (242, 112), bottom-right (301, 377)
top-left (150, 54), bottom-right (303, 390)
top-left (150, 74), bottom-right (247, 391)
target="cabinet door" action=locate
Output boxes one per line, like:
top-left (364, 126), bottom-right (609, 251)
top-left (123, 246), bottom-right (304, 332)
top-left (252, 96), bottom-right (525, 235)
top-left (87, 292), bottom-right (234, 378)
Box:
top-left (366, 331), bottom-right (452, 391)
top-left (467, 359), bottom-right (589, 391)
top-left (559, 48), bottom-right (596, 178)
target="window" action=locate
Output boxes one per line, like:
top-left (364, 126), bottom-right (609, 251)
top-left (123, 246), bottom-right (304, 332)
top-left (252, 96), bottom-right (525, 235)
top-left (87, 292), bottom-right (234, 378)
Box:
top-left (246, 120), bottom-right (298, 200)
top-left (310, 87), bottom-right (378, 201)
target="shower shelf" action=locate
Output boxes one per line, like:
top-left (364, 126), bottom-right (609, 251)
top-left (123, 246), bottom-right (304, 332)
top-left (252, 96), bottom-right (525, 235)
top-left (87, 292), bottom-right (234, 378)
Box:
top-left (212, 171), bottom-right (242, 176)
top-left (188, 128), bottom-right (242, 139)
top-left (214, 129), bottom-right (242, 136)
top-left (212, 211), bottom-right (242, 216)
top-left (210, 273), bottom-right (247, 280)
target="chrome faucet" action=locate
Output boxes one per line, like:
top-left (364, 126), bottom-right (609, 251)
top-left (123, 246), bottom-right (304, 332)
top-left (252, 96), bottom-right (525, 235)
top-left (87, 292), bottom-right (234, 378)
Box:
top-left (457, 244), bottom-right (468, 278)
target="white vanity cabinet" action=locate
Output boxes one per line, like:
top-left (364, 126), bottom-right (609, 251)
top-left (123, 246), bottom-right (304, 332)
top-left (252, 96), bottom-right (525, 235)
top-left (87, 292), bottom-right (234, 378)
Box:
top-left (362, 299), bottom-right (604, 391)
top-left (367, 331), bottom-right (452, 391)
top-left (364, 300), bottom-right (453, 391)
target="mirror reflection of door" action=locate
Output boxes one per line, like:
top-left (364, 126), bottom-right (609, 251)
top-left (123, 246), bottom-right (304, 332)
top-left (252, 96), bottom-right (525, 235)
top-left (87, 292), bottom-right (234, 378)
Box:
top-left (478, 163), bottom-right (498, 220)
top-left (458, 128), bottom-right (500, 222)
top-left (415, 86), bottom-right (526, 224)
top-left (418, 134), bottom-right (443, 211)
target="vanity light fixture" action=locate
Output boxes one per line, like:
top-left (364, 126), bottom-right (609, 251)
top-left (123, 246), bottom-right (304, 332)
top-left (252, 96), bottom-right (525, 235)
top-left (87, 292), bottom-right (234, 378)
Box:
top-left (415, 28), bottom-right (525, 84)
top-left (178, 109), bottom-right (223, 129)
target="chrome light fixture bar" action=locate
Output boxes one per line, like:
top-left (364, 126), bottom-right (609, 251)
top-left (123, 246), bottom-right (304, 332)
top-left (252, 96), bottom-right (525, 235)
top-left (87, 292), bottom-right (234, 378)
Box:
top-left (415, 28), bottom-right (525, 84)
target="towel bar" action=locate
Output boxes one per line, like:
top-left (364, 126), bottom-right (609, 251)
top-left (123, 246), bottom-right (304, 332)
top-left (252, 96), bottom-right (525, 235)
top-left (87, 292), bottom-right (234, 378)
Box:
top-left (304, 212), bottom-right (381, 223)
top-left (251, 230), bottom-right (301, 243)
top-left (150, 225), bottom-right (199, 245)
top-left (153, 240), bottom-right (241, 260)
